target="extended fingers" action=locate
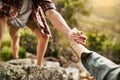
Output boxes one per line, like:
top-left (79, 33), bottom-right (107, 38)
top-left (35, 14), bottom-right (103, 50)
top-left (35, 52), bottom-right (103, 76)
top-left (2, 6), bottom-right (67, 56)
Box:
top-left (71, 29), bottom-right (87, 46)
top-left (80, 72), bottom-right (96, 80)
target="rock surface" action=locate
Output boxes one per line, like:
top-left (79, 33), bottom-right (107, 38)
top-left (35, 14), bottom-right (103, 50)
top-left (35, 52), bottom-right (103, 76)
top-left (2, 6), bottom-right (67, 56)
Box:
top-left (0, 58), bottom-right (80, 80)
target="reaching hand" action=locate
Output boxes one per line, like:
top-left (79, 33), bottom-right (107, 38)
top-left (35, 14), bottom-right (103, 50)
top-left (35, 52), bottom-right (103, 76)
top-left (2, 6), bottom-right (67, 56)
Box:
top-left (80, 71), bottom-right (96, 80)
top-left (69, 28), bottom-right (87, 46)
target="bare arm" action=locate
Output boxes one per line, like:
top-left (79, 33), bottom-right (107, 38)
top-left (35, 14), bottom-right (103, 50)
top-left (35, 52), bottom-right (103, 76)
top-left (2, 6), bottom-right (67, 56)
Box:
top-left (45, 9), bottom-right (71, 38)
top-left (45, 9), bottom-right (87, 46)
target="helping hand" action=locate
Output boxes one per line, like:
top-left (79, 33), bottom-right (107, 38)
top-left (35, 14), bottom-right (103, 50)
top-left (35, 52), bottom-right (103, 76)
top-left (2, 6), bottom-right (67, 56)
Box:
top-left (69, 28), bottom-right (87, 46)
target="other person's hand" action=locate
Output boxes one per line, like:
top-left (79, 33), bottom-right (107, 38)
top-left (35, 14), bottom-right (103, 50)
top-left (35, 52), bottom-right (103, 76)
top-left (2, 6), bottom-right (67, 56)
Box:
top-left (69, 28), bottom-right (87, 46)
top-left (80, 71), bottom-right (96, 80)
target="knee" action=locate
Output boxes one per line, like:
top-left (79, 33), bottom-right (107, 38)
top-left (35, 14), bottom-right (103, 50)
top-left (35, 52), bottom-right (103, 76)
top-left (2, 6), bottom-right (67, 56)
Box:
top-left (38, 34), bottom-right (50, 41)
top-left (41, 34), bottom-right (50, 41)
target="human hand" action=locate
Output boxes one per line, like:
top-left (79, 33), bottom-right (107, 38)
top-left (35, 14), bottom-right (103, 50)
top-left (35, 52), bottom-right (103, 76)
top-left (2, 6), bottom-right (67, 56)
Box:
top-left (69, 28), bottom-right (87, 46)
top-left (80, 71), bottom-right (96, 80)
top-left (68, 28), bottom-right (90, 58)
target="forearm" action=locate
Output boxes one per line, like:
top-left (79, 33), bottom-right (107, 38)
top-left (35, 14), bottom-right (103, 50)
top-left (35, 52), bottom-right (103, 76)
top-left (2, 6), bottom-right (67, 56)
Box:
top-left (45, 9), bottom-right (71, 38)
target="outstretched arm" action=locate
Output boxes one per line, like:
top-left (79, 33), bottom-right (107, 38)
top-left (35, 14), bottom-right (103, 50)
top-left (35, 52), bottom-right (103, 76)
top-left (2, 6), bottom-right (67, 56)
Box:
top-left (45, 9), bottom-right (87, 45)
top-left (45, 9), bottom-right (71, 38)
top-left (38, 0), bottom-right (86, 45)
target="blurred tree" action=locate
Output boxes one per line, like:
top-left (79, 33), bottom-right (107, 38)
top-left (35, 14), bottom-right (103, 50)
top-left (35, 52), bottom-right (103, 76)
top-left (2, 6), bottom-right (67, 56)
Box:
top-left (86, 31), bottom-right (120, 64)
top-left (56, 0), bottom-right (91, 28)
top-left (20, 29), bottom-right (37, 54)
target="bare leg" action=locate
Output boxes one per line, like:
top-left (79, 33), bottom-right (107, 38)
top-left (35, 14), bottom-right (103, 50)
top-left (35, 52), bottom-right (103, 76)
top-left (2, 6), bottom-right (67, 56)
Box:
top-left (0, 16), bottom-right (7, 49)
top-left (7, 23), bottom-right (20, 59)
top-left (32, 28), bottom-right (49, 66)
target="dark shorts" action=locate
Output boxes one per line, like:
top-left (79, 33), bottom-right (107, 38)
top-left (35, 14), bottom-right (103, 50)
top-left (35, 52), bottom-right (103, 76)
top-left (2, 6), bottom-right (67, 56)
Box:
top-left (26, 15), bottom-right (38, 30)
top-left (7, 15), bottom-right (38, 31)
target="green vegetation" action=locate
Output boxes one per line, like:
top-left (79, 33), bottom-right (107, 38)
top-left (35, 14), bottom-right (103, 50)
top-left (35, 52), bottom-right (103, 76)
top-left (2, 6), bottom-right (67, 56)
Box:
top-left (0, 46), bottom-right (26, 61)
top-left (57, 0), bottom-right (91, 27)
top-left (86, 31), bottom-right (120, 63)
top-left (0, 46), bottom-right (13, 61)
top-left (20, 31), bottom-right (37, 54)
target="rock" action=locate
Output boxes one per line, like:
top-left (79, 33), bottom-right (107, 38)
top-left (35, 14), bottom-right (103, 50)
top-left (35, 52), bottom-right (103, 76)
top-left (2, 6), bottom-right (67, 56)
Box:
top-left (0, 59), bottom-right (68, 80)
top-left (0, 62), bottom-right (27, 80)
top-left (65, 67), bottom-right (80, 80)
top-left (0, 58), bottom-right (83, 80)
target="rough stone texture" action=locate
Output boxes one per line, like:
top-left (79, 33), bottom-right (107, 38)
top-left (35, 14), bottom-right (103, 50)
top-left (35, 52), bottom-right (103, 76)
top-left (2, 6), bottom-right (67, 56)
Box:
top-left (0, 63), bottom-right (27, 80)
top-left (0, 59), bottom-right (68, 80)
top-left (0, 59), bottom-right (69, 80)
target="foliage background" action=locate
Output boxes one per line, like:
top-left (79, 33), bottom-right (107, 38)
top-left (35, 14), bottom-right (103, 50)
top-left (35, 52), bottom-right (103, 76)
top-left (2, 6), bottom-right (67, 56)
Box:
top-left (0, 0), bottom-right (120, 64)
